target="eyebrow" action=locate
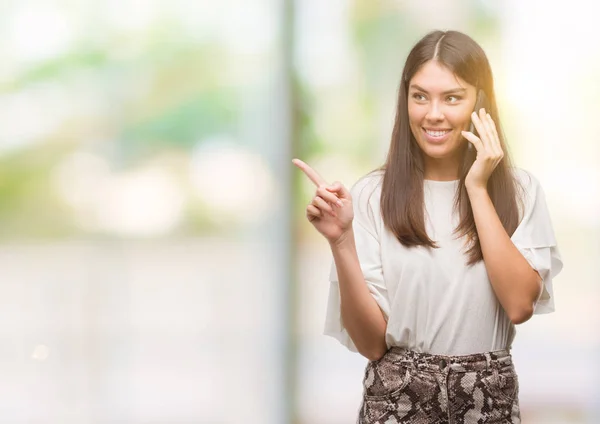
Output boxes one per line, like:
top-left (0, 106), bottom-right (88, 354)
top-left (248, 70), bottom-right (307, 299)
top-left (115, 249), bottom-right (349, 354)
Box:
top-left (409, 84), bottom-right (467, 95)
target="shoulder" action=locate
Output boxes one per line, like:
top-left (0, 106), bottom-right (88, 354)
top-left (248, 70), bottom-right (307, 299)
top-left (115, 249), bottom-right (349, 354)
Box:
top-left (512, 167), bottom-right (533, 186)
top-left (509, 167), bottom-right (559, 248)
top-left (349, 169), bottom-right (384, 225)
top-left (511, 167), bottom-right (548, 220)
top-left (350, 169), bottom-right (384, 204)
top-left (511, 167), bottom-right (542, 198)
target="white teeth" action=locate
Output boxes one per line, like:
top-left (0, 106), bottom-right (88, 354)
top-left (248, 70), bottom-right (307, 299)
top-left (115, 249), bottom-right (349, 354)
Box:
top-left (425, 129), bottom-right (450, 137)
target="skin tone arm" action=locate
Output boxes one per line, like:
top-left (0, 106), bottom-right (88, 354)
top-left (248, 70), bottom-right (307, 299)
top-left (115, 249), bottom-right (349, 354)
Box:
top-left (463, 109), bottom-right (543, 324)
top-left (330, 231), bottom-right (388, 361)
top-left (292, 159), bottom-right (388, 361)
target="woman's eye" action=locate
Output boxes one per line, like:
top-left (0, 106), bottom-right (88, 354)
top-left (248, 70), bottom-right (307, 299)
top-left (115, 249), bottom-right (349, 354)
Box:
top-left (412, 93), bottom-right (426, 101)
top-left (447, 95), bottom-right (462, 103)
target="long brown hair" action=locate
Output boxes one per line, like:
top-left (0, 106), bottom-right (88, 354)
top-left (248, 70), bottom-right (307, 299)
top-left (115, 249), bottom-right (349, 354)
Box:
top-left (378, 30), bottom-right (523, 265)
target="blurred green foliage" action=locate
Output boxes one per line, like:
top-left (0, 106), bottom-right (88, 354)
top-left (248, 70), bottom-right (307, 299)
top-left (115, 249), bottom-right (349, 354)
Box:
top-left (0, 2), bottom-right (499, 239)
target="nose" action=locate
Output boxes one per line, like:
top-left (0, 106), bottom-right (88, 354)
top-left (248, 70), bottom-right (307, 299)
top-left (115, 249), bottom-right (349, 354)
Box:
top-left (425, 101), bottom-right (445, 121)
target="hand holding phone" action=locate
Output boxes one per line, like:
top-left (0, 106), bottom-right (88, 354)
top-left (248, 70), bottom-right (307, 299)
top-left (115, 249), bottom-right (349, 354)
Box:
top-left (468, 90), bottom-right (490, 137)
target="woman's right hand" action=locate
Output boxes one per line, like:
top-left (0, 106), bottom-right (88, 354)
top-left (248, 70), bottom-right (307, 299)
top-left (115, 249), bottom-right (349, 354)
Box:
top-left (292, 158), bottom-right (354, 245)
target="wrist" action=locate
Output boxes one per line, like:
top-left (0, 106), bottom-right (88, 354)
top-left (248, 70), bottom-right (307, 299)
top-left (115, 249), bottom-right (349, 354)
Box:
top-left (466, 184), bottom-right (488, 198)
top-left (329, 227), bottom-right (355, 250)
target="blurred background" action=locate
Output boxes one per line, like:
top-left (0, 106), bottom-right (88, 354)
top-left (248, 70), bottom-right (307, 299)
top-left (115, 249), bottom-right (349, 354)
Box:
top-left (0, 0), bottom-right (598, 423)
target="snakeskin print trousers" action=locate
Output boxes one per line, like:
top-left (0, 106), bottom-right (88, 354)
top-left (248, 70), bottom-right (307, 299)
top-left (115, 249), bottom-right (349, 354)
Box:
top-left (358, 347), bottom-right (520, 423)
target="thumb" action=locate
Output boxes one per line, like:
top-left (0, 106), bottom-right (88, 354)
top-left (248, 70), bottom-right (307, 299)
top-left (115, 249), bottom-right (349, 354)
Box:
top-left (326, 181), bottom-right (349, 198)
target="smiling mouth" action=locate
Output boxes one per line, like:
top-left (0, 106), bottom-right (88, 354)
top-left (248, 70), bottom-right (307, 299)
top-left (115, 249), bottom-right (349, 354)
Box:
top-left (423, 128), bottom-right (452, 138)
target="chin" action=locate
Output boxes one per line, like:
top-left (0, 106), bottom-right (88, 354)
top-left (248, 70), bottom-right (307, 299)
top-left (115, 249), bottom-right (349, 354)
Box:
top-left (418, 142), bottom-right (451, 158)
top-left (416, 136), bottom-right (463, 159)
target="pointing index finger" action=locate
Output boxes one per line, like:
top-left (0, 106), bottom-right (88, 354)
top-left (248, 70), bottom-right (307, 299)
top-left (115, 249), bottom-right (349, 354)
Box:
top-left (292, 158), bottom-right (328, 187)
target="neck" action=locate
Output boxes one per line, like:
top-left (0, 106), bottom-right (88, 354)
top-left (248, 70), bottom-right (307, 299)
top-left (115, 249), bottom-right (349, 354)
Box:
top-left (423, 164), bottom-right (460, 181)
top-left (422, 149), bottom-right (463, 181)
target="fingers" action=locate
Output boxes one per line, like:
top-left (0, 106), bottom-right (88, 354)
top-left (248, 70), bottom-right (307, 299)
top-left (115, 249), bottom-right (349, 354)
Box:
top-left (479, 108), bottom-right (498, 153)
top-left (461, 130), bottom-right (483, 152)
top-left (478, 108), bottom-right (494, 137)
top-left (470, 109), bottom-right (503, 157)
top-left (292, 158), bottom-right (327, 187)
top-left (317, 186), bottom-right (344, 207)
top-left (293, 159), bottom-right (348, 221)
top-left (306, 197), bottom-right (337, 220)
top-left (313, 195), bottom-right (337, 217)
top-left (485, 112), bottom-right (503, 156)
top-left (305, 184), bottom-right (346, 220)
top-left (486, 113), bottom-right (499, 141)
top-left (306, 204), bottom-right (321, 219)
top-left (325, 181), bottom-right (350, 199)
top-left (471, 110), bottom-right (490, 150)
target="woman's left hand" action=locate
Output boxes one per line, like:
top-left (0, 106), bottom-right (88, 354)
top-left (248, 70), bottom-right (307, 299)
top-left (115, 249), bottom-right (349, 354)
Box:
top-left (461, 108), bottom-right (504, 192)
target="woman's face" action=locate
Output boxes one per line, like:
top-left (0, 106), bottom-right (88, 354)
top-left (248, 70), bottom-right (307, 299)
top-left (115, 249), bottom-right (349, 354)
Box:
top-left (407, 60), bottom-right (477, 169)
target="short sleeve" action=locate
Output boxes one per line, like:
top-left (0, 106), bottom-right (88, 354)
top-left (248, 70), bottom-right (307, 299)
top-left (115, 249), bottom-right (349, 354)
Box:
top-left (510, 169), bottom-right (563, 314)
top-left (323, 173), bottom-right (391, 352)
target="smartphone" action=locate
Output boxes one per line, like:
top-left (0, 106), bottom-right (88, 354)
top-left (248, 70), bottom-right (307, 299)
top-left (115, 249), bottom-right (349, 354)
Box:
top-left (469, 90), bottom-right (490, 137)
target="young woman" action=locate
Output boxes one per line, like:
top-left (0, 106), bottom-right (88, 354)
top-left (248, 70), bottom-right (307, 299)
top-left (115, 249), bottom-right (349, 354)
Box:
top-left (293, 30), bottom-right (563, 423)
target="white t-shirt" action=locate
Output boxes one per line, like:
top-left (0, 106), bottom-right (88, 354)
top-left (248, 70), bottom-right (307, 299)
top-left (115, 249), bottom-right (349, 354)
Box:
top-left (325, 168), bottom-right (563, 356)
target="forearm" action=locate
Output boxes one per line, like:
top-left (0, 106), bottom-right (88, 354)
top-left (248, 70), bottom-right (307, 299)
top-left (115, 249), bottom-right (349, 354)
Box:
top-left (330, 228), bottom-right (388, 360)
top-left (468, 187), bottom-right (542, 324)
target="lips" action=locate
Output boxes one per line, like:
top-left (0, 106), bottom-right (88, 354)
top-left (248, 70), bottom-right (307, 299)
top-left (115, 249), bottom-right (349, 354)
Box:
top-left (424, 128), bottom-right (451, 137)
top-left (422, 128), bottom-right (452, 143)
